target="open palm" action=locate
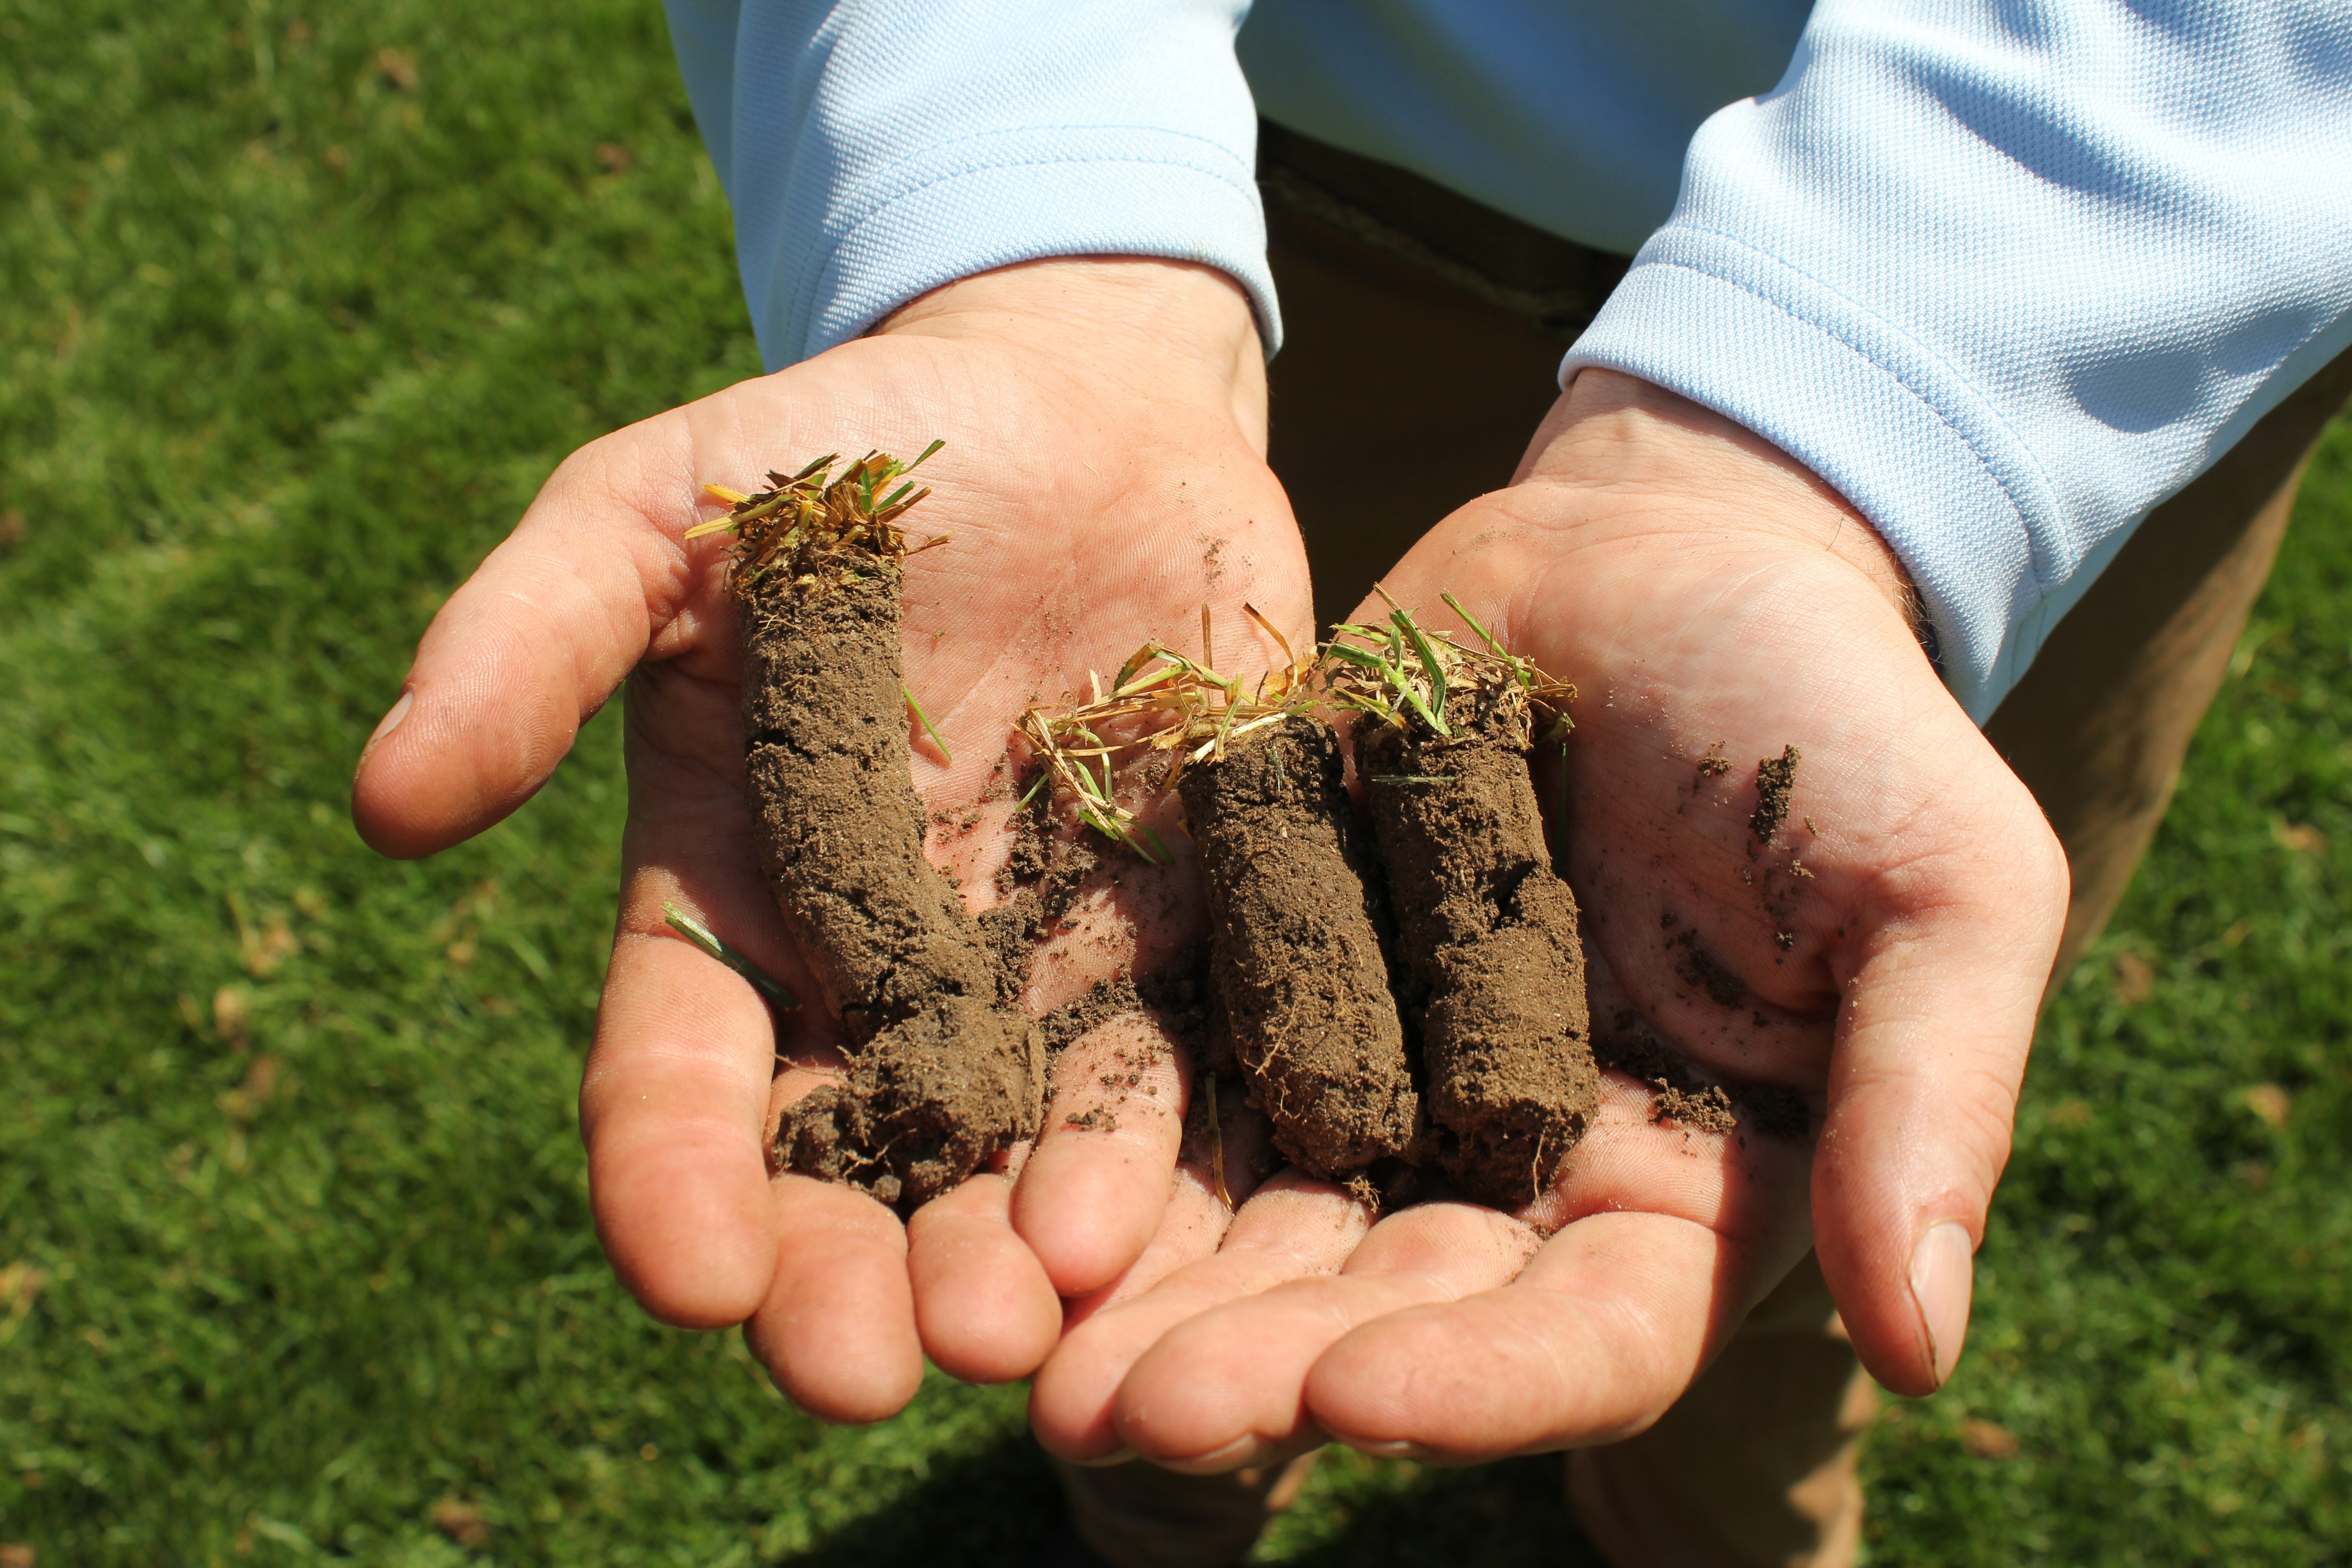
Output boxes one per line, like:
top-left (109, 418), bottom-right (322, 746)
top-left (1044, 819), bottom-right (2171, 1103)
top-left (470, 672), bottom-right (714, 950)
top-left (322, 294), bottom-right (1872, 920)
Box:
top-left (1029, 371), bottom-right (2068, 1470)
top-left (351, 260), bottom-right (1305, 1422)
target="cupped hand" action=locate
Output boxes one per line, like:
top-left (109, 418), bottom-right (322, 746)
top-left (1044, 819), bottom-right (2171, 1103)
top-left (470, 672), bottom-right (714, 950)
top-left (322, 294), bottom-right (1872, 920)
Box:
top-left (349, 258), bottom-right (1309, 1422)
top-left (1029, 368), bottom-right (2067, 1468)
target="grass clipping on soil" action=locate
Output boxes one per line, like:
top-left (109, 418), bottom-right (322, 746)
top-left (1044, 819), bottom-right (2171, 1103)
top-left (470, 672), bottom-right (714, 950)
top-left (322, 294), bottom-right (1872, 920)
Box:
top-left (1027, 597), bottom-right (1595, 1209)
top-left (691, 448), bottom-right (1042, 1212)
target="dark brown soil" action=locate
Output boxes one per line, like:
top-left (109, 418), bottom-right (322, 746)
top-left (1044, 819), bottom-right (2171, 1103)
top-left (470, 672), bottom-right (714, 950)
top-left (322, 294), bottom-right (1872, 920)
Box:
top-left (1360, 707), bottom-right (1597, 1208)
top-left (744, 566), bottom-right (1041, 1210)
top-left (1034, 974), bottom-right (1145, 1062)
top-left (1669, 926), bottom-right (1746, 1008)
top-left (1600, 1008), bottom-right (1814, 1141)
top-left (1654, 1083), bottom-right (1736, 1133)
top-left (1178, 718), bottom-right (1420, 1178)
top-left (1750, 745), bottom-right (1800, 842)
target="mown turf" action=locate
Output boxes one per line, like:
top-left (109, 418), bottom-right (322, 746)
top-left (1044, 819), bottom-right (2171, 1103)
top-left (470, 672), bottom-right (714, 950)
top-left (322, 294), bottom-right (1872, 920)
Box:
top-left (1, 1), bottom-right (2346, 1563)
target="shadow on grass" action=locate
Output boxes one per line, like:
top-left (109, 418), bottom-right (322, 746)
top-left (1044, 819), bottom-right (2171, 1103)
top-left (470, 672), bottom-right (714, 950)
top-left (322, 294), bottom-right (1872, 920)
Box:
top-left (781, 1438), bottom-right (1605, 1568)
top-left (1266, 1453), bottom-right (1608, 1568)
top-left (782, 1435), bottom-right (1063, 1566)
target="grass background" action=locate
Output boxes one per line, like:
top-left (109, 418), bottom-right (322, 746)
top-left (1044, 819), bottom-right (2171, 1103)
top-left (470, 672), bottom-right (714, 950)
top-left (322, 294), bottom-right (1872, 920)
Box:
top-left (1, 1), bottom-right (2346, 1562)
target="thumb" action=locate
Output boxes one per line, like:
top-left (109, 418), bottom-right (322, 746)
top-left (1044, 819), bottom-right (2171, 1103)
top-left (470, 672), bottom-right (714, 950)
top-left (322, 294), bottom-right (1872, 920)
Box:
top-left (1813, 771), bottom-right (2069, 1396)
top-left (351, 413), bottom-right (702, 858)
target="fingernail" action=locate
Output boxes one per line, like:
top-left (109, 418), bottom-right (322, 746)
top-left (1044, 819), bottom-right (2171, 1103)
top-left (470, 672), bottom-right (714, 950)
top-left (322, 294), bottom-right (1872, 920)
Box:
top-left (359, 689), bottom-right (414, 768)
top-left (1907, 1221), bottom-right (1975, 1387)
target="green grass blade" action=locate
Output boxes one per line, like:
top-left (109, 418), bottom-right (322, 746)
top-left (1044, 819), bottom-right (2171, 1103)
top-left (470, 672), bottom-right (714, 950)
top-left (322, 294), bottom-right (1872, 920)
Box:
top-left (1322, 641), bottom-right (1389, 672)
top-left (662, 902), bottom-right (801, 1009)
top-left (1382, 659), bottom-right (1450, 736)
top-left (1394, 608), bottom-right (1450, 722)
top-left (1440, 590), bottom-right (1502, 653)
top-left (1131, 821), bottom-right (1174, 865)
top-left (902, 685), bottom-right (954, 765)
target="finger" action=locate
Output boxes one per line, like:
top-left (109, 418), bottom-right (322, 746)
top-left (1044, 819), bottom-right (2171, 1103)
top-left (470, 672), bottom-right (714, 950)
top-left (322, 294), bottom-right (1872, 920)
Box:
top-left (1055, 1079), bottom-right (1279, 1335)
top-left (353, 408), bottom-right (706, 858)
top-left (1814, 796), bottom-right (2068, 1395)
top-left (579, 666), bottom-right (828, 1328)
top-left (1011, 1010), bottom-right (1190, 1296)
top-left (1061, 1170), bottom-right (1238, 1331)
top-left (582, 925), bottom-right (783, 1329)
top-left (746, 1175), bottom-right (926, 1424)
top-left (908, 1174), bottom-right (1063, 1384)
top-left (1111, 1202), bottom-right (1540, 1472)
top-left (1029, 1176), bottom-right (1372, 1463)
top-left (1307, 1211), bottom-right (1758, 1461)
top-left (1298, 1073), bottom-right (1816, 1463)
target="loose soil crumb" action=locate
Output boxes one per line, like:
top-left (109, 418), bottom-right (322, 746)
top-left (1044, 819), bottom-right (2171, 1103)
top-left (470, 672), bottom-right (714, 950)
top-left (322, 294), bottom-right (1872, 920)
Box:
top-left (1601, 1009), bottom-right (1813, 1140)
top-left (1181, 718), bottom-right (1420, 1178)
top-left (1669, 926), bottom-right (1745, 1008)
top-left (1034, 975), bottom-right (1145, 1063)
top-left (1750, 745), bottom-right (1801, 842)
top-left (992, 763), bottom-right (1053, 899)
top-left (1653, 1083), bottom-right (1736, 1134)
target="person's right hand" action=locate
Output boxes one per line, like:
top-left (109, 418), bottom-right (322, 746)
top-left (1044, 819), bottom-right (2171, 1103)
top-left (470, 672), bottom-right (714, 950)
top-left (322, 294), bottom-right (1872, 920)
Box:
top-left (349, 258), bottom-right (1308, 1422)
top-left (1028, 368), bottom-right (2072, 1471)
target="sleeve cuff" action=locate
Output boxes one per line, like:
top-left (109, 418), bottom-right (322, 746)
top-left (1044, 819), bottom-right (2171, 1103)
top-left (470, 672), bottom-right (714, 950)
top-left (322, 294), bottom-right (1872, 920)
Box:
top-left (1561, 226), bottom-right (2079, 724)
top-left (758, 127), bottom-right (1281, 368)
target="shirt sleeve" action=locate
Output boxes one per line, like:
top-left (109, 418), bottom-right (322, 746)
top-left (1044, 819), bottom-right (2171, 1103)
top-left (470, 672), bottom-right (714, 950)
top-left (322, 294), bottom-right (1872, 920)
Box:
top-left (660, 0), bottom-right (1278, 370)
top-left (1561, 1), bottom-right (2352, 722)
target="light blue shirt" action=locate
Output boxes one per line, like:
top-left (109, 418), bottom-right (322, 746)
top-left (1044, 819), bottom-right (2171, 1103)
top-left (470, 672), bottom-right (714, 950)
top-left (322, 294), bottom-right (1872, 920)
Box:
top-left (663, 0), bottom-right (2352, 720)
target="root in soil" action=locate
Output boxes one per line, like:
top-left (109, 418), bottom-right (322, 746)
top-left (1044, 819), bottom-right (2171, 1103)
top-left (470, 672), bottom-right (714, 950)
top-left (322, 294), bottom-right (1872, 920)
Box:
top-left (1331, 594), bottom-right (1597, 1208)
top-left (695, 447), bottom-right (1042, 1210)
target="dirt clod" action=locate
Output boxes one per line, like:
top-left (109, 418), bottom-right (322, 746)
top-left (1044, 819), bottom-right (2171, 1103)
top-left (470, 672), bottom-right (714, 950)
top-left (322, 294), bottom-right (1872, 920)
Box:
top-left (1362, 704), bottom-right (1596, 1208)
top-left (1670, 927), bottom-right (1745, 1008)
top-left (720, 456), bottom-right (1042, 1211)
top-left (1600, 1009), bottom-right (1813, 1141)
top-left (1750, 745), bottom-right (1801, 842)
top-left (1181, 719), bottom-right (1419, 1177)
top-left (1653, 1083), bottom-right (1736, 1134)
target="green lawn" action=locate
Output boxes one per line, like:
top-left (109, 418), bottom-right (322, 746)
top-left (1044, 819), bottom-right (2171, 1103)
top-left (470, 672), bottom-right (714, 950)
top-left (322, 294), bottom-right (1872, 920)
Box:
top-left (2, 2), bottom-right (2347, 1563)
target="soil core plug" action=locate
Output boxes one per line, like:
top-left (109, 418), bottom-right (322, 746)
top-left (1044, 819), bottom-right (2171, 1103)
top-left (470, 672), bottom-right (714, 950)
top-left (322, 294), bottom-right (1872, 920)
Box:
top-left (691, 448), bottom-right (1041, 1210)
top-left (1328, 595), bottom-right (1594, 1207)
top-left (1023, 610), bottom-right (1419, 1180)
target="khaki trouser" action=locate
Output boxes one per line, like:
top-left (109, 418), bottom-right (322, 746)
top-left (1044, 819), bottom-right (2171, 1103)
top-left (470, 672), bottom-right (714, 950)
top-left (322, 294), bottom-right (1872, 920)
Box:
top-left (1056, 123), bottom-right (2352, 1568)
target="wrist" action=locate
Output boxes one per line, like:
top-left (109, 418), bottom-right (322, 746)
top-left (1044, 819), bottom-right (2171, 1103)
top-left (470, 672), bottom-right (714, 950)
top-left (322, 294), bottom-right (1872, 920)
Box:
top-left (1520, 370), bottom-right (1920, 632)
top-left (876, 257), bottom-right (1268, 451)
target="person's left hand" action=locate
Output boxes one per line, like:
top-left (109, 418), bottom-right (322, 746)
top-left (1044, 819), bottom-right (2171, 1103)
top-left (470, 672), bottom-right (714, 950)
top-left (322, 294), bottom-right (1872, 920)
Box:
top-left (1027, 369), bottom-right (2067, 1470)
